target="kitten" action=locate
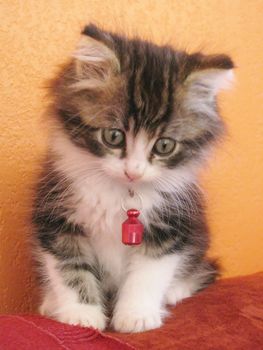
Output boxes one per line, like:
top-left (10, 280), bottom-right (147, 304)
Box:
top-left (32, 24), bottom-right (233, 333)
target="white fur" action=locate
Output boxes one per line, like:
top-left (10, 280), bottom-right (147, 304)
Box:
top-left (51, 129), bottom-right (198, 230)
top-left (112, 254), bottom-right (182, 332)
top-left (40, 253), bottom-right (107, 330)
top-left (50, 131), bottom-right (165, 282)
top-left (41, 127), bottom-right (202, 332)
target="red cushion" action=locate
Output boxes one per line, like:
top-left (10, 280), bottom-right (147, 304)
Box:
top-left (0, 315), bottom-right (132, 350)
top-left (0, 273), bottom-right (262, 349)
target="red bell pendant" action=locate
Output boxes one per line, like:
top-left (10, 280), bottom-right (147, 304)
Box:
top-left (122, 209), bottom-right (144, 245)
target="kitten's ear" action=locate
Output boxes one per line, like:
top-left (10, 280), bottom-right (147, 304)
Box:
top-left (181, 53), bottom-right (234, 116)
top-left (73, 25), bottom-right (120, 87)
top-left (182, 53), bottom-right (234, 98)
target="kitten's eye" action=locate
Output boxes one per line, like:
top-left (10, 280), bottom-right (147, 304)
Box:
top-left (153, 138), bottom-right (176, 156)
top-left (102, 128), bottom-right (125, 148)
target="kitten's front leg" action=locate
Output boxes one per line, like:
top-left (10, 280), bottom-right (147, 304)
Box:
top-left (112, 253), bottom-right (179, 333)
top-left (40, 252), bottom-right (107, 330)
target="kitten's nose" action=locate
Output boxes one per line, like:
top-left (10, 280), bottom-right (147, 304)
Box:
top-left (124, 162), bottom-right (145, 181)
top-left (124, 170), bottom-right (142, 181)
top-left (124, 159), bottom-right (146, 181)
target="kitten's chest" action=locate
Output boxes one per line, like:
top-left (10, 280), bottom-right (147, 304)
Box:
top-left (72, 181), bottom-right (125, 236)
top-left (70, 181), bottom-right (162, 281)
top-left (70, 183), bottom-right (129, 281)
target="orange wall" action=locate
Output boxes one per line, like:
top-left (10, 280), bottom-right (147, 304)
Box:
top-left (0, 1), bottom-right (263, 313)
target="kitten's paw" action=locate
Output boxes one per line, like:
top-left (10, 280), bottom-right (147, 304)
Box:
top-left (165, 280), bottom-right (194, 305)
top-left (112, 308), bottom-right (162, 333)
top-left (52, 303), bottom-right (107, 330)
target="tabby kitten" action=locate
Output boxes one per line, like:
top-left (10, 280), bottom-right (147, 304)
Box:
top-left (33, 24), bottom-right (233, 333)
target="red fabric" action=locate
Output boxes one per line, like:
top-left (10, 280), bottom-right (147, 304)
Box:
top-left (0, 315), bottom-right (133, 350)
top-left (0, 273), bottom-right (262, 349)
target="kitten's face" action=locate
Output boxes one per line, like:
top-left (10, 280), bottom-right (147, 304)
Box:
top-left (52, 25), bottom-right (233, 190)
top-left (90, 123), bottom-right (180, 184)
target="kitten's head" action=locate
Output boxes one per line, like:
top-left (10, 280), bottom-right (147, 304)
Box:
top-left (51, 24), bottom-right (234, 191)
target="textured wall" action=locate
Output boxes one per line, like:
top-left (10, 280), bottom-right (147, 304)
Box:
top-left (0, 1), bottom-right (263, 313)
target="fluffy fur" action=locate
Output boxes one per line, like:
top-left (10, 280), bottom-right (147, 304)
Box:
top-left (32, 24), bottom-right (234, 332)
